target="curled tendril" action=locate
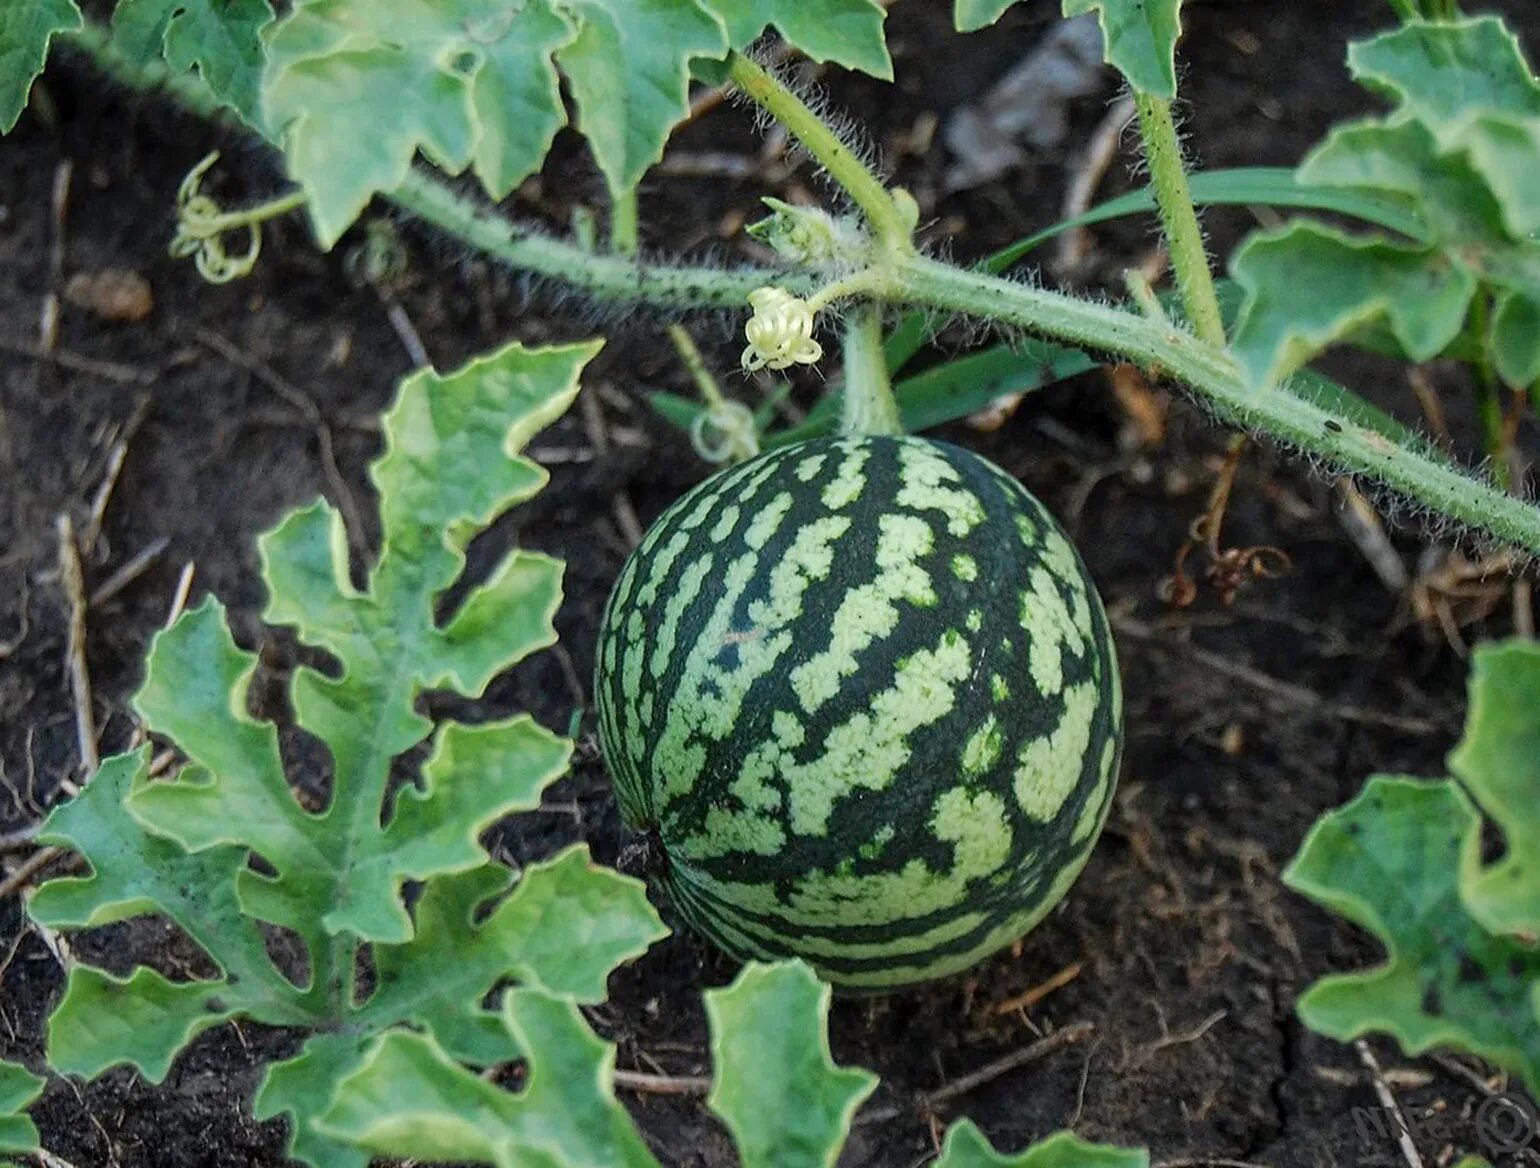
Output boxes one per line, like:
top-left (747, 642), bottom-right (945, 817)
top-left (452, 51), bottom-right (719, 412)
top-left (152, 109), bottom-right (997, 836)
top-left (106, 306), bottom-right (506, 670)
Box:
top-left (741, 287), bottom-right (824, 372)
top-left (170, 152), bottom-right (263, 284)
top-left (689, 400), bottom-right (760, 464)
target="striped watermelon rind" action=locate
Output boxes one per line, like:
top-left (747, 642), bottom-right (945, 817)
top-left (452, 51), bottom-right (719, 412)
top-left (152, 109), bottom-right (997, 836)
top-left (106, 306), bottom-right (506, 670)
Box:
top-left (595, 435), bottom-right (1122, 990)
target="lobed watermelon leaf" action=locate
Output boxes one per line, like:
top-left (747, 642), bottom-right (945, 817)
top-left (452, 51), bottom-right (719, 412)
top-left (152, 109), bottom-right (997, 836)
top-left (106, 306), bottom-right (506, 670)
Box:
top-left (112, 0), bottom-right (274, 125)
top-left (1230, 16), bottom-right (1540, 389)
top-left (1285, 768), bottom-right (1540, 1095)
top-left (318, 988), bottom-right (661, 1168)
top-left (262, 0), bottom-right (893, 248)
top-left (1230, 221), bottom-right (1477, 391)
top-left (700, 0), bottom-right (891, 79)
top-left (1450, 641), bottom-right (1540, 937)
top-left (706, 962), bottom-right (877, 1168)
top-left (953, 0), bottom-right (1183, 98)
top-left (935, 1122), bottom-right (1148, 1167)
top-left (28, 338), bottom-right (670, 1168)
top-left (316, 959), bottom-right (1147, 1168)
top-left (0, 0), bottom-right (82, 132)
top-left (0, 1062), bottom-right (43, 1159)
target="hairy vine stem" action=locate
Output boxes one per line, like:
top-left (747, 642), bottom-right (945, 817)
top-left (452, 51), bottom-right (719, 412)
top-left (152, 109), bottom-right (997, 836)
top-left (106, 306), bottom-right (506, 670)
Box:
top-left (841, 305), bottom-right (902, 436)
top-left (894, 256), bottom-right (1540, 554)
top-left (62, 21), bottom-right (810, 309)
top-left (1132, 94), bottom-right (1226, 349)
top-left (725, 52), bottom-right (914, 254)
top-left (59, 19), bottom-right (1540, 556)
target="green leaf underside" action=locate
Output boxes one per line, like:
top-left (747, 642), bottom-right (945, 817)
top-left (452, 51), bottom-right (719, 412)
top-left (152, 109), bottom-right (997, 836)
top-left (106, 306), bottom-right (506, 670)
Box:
top-left (885, 167), bottom-right (1429, 379)
top-left (1233, 17), bottom-right (1540, 389)
top-left (1449, 640), bottom-right (1540, 935)
top-left (263, 0), bottom-right (727, 246)
top-left (263, 0), bottom-right (582, 247)
top-left (1284, 776), bottom-right (1540, 1096)
top-left (953, 0), bottom-right (1181, 98)
top-left (31, 337), bottom-right (671, 1166)
top-left (0, 0), bottom-right (82, 133)
top-left (318, 988), bottom-right (661, 1168)
top-left (702, 0), bottom-right (891, 77)
top-left (113, 0), bottom-right (274, 125)
top-left (935, 1121), bottom-right (1149, 1168)
top-left (1230, 222), bottom-right (1476, 390)
top-left (706, 963), bottom-right (877, 1168)
top-left (1348, 17), bottom-right (1540, 146)
top-left (0, 1062), bottom-right (44, 1157)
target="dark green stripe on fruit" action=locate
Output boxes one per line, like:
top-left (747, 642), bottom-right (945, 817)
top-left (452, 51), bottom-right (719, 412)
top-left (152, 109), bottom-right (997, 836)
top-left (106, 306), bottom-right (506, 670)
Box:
top-left (595, 435), bottom-right (1122, 990)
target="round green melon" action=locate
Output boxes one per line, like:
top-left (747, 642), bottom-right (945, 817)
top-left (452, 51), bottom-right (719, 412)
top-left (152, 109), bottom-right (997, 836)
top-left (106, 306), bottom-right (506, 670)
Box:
top-left (594, 435), bottom-right (1122, 991)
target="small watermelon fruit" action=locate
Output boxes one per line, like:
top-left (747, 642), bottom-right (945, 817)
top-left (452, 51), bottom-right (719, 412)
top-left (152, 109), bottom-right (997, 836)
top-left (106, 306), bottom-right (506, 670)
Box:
top-left (595, 435), bottom-right (1122, 991)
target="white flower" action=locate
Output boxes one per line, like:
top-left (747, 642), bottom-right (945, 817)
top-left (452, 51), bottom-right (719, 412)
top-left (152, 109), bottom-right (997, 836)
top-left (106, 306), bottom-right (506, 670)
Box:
top-left (741, 287), bottom-right (824, 372)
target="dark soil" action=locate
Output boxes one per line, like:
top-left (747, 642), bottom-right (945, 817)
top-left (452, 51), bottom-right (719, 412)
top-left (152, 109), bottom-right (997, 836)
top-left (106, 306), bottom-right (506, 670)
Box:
top-left (3, 2), bottom-right (1538, 1167)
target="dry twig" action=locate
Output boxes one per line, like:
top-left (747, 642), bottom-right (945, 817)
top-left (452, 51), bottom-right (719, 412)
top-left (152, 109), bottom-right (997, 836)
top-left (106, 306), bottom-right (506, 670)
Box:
top-left (1356, 1039), bottom-right (1425, 1168)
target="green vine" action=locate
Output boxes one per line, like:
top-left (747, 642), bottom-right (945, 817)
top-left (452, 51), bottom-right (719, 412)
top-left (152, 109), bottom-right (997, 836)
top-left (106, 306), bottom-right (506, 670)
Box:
top-left (840, 304), bottom-right (902, 436)
top-left (56, 16), bottom-right (1540, 559)
top-left (1132, 93), bottom-right (1227, 348)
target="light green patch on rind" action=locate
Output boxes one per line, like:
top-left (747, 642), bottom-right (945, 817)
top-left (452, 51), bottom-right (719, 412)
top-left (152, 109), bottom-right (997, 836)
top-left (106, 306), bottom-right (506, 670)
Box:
top-left (1014, 680), bottom-right (1097, 822)
top-left (896, 440), bottom-right (984, 535)
top-left (961, 716), bottom-right (1003, 777)
top-left (693, 804), bottom-right (787, 858)
top-left (828, 837), bottom-right (1097, 990)
top-left (858, 824), bottom-right (894, 861)
top-left (788, 627), bottom-right (971, 836)
top-left (1014, 512), bottom-right (1040, 548)
top-left (966, 609), bottom-right (983, 632)
top-left (952, 553), bottom-right (978, 581)
top-left (644, 551), bottom-right (715, 715)
top-left (990, 673), bottom-right (1010, 702)
top-left (654, 515), bottom-right (848, 816)
top-left (745, 491), bottom-right (793, 550)
top-left (709, 504), bottom-right (741, 543)
top-left (1073, 740), bottom-right (1120, 846)
top-left (1019, 566), bottom-right (1086, 697)
top-left (795, 454), bottom-right (827, 482)
top-left (821, 442), bottom-right (869, 510)
top-left (790, 513), bottom-right (935, 716)
top-left (634, 530), bottom-right (690, 610)
top-left (685, 696), bottom-right (1012, 929)
top-left (684, 874), bottom-right (990, 962)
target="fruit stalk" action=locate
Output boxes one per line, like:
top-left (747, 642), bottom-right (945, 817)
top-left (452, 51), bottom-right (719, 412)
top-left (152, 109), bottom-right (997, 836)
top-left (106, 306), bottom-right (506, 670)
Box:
top-left (840, 305), bottom-right (902, 436)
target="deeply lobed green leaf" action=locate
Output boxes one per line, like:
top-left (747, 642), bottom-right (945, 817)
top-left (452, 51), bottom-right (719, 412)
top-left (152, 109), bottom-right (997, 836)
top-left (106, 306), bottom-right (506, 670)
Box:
top-left (706, 963), bottom-right (877, 1168)
top-left (953, 0), bottom-right (1182, 98)
top-left (702, 0), bottom-right (891, 78)
top-left (1231, 16), bottom-right (1540, 388)
top-left (319, 988), bottom-right (661, 1168)
top-left (1285, 774), bottom-right (1540, 1095)
top-left (1450, 640), bottom-right (1540, 937)
top-left (261, 0), bottom-right (894, 247)
top-left (0, 0), bottom-right (82, 132)
top-left (315, 958), bottom-right (1148, 1168)
top-left (112, 0), bottom-right (274, 125)
top-left (935, 1121), bottom-right (1148, 1167)
top-left (29, 338), bottom-right (672, 1167)
top-left (0, 1062), bottom-right (44, 1158)
top-left (1231, 222), bottom-right (1476, 391)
